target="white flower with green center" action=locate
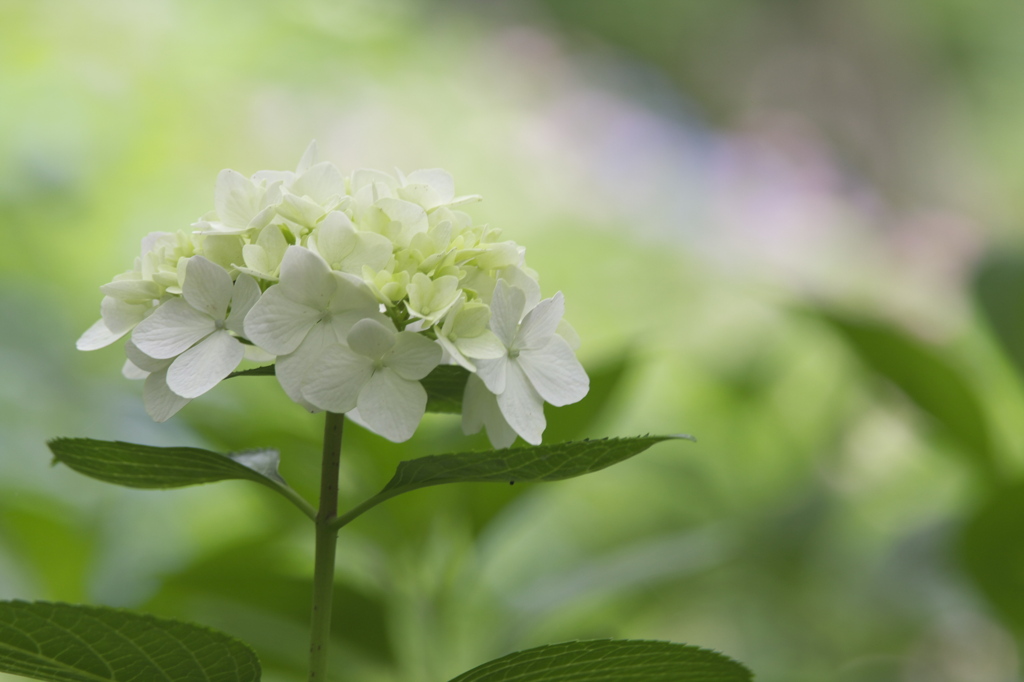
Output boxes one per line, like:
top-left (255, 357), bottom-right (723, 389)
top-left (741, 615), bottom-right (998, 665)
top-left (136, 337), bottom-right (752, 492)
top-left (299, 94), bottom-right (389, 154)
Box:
top-left (467, 280), bottom-right (589, 445)
top-left (244, 246), bottom-right (383, 408)
top-left (405, 272), bottom-right (461, 326)
top-left (306, 211), bottom-right (393, 276)
top-left (131, 257), bottom-right (260, 399)
top-left (301, 318), bottom-right (442, 442)
top-left (435, 294), bottom-right (504, 371)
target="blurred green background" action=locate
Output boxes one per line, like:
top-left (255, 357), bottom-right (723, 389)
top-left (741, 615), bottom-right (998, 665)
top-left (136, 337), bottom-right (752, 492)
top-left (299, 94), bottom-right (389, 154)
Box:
top-left (5, 1), bottom-right (1024, 680)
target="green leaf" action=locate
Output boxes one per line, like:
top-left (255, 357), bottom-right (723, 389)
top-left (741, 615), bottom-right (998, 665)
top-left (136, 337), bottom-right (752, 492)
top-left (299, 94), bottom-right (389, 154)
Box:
top-left (958, 478), bottom-right (1024, 634)
top-left (47, 439), bottom-right (315, 520)
top-left (0, 601), bottom-right (260, 682)
top-left (225, 363), bottom-right (470, 414)
top-left (421, 364), bottom-right (471, 414)
top-left (446, 639), bottom-right (751, 682)
top-left (819, 311), bottom-right (998, 483)
top-left (383, 435), bottom-right (688, 490)
top-left (973, 250), bottom-right (1024, 382)
top-left (332, 436), bottom-right (690, 529)
top-left (227, 364), bottom-right (275, 379)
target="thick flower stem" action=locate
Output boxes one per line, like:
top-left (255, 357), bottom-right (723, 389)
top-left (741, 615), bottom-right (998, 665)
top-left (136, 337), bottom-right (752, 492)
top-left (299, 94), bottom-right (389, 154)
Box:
top-left (309, 412), bottom-right (344, 681)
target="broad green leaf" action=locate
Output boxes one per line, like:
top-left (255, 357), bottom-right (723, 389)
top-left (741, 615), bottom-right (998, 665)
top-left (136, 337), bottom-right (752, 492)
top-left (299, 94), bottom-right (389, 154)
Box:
top-left (332, 436), bottom-right (690, 529)
top-left (819, 311), bottom-right (998, 483)
top-left (0, 601), bottom-right (260, 682)
top-left (47, 439), bottom-right (314, 520)
top-left (958, 478), bottom-right (1024, 634)
top-left (973, 250), bottom-right (1024, 382)
top-left (226, 363), bottom-right (470, 414)
top-left (447, 639), bottom-right (751, 682)
top-left (421, 365), bottom-right (471, 414)
top-left (383, 435), bottom-right (688, 490)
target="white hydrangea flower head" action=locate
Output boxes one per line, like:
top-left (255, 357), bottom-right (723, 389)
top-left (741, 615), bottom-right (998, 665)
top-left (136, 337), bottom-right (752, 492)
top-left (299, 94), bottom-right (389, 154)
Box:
top-left (78, 142), bottom-right (589, 446)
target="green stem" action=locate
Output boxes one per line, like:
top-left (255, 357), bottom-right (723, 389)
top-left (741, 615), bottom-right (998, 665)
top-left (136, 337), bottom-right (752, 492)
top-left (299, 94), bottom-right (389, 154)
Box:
top-left (309, 412), bottom-right (344, 681)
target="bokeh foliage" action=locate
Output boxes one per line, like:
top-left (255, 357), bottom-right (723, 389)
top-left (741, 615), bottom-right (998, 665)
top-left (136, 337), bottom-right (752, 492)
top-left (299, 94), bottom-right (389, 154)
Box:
top-left (4, 1), bottom-right (1024, 681)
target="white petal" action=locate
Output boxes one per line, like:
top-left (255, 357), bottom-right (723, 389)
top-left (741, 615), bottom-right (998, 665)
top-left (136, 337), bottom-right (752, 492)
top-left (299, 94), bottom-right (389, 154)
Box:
top-left (499, 266), bottom-right (541, 311)
top-left (557, 318), bottom-right (581, 350)
top-left (496, 362), bottom-right (545, 445)
top-left (244, 344), bottom-right (276, 363)
top-left (292, 162), bottom-right (344, 206)
top-left (436, 334), bottom-right (476, 371)
top-left (300, 344), bottom-right (372, 413)
top-left (277, 192), bottom-right (325, 226)
top-left (132, 299), bottom-right (215, 359)
top-left (462, 374), bottom-right (517, 449)
top-left (243, 285), bottom-right (320, 355)
top-left (310, 214), bottom-right (357, 266)
top-left (474, 355), bottom-right (509, 395)
top-left (182, 256), bottom-right (233, 320)
top-left (489, 280), bottom-right (525, 347)
top-left (100, 296), bottom-right (150, 335)
top-left (519, 336), bottom-right (589, 407)
top-left (143, 368), bottom-right (191, 422)
top-left (346, 231), bottom-right (393, 273)
top-left (385, 332), bottom-right (442, 381)
top-left (278, 246), bottom-right (336, 311)
top-left (246, 205), bottom-right (277, 231)
top-left (351, 169), bottom-right (398, 193)
top-left (356, 369), bottom-right (427, 442)
top-left (257, 222), bottom-right (288, 262)
top-left (100, 279), bottom-right (161, 302)
top-left (225, 274), bottom-right (261, 336)
top-left (124, 339), bottom-right (170, 373)
top-left (274, 322), bottom-right (336, 405)
top-left (166, 331), bottom-right (245, 399)
top-left (327, 272), bottom-right (380, 315)
top-left (455, 330), bottom-right (506, 360)
top-left (122, 359), bottom-right (149, 380)
top-left (347, 318), bottom-right (396, 359)
top-left (77, 318), bottom-right (125, 351)
top-left (517, 292), bottom-right (564, 351)
top-left (215, 169), bottom-right (260, 229)
top-left (296, 140), bottom-right (318, 173)
top-left (407, 168), bottom-right (455, 201)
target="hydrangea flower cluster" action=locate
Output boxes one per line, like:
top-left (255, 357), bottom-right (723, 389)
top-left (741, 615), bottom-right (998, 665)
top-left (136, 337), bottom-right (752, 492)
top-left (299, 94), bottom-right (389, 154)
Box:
top-left (78, 143), bottom-right (589, 446)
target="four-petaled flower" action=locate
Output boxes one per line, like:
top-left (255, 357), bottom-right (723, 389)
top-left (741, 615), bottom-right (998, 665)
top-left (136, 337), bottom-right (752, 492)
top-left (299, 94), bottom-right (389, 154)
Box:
top-left (466, 280), bottom-right (589, 445)
top-left (243, 246), bottom-right (382, 409)
top-left (303, 318), bottom-right (442, 442)
top-left (131, 256), bottom-right (260, 399)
